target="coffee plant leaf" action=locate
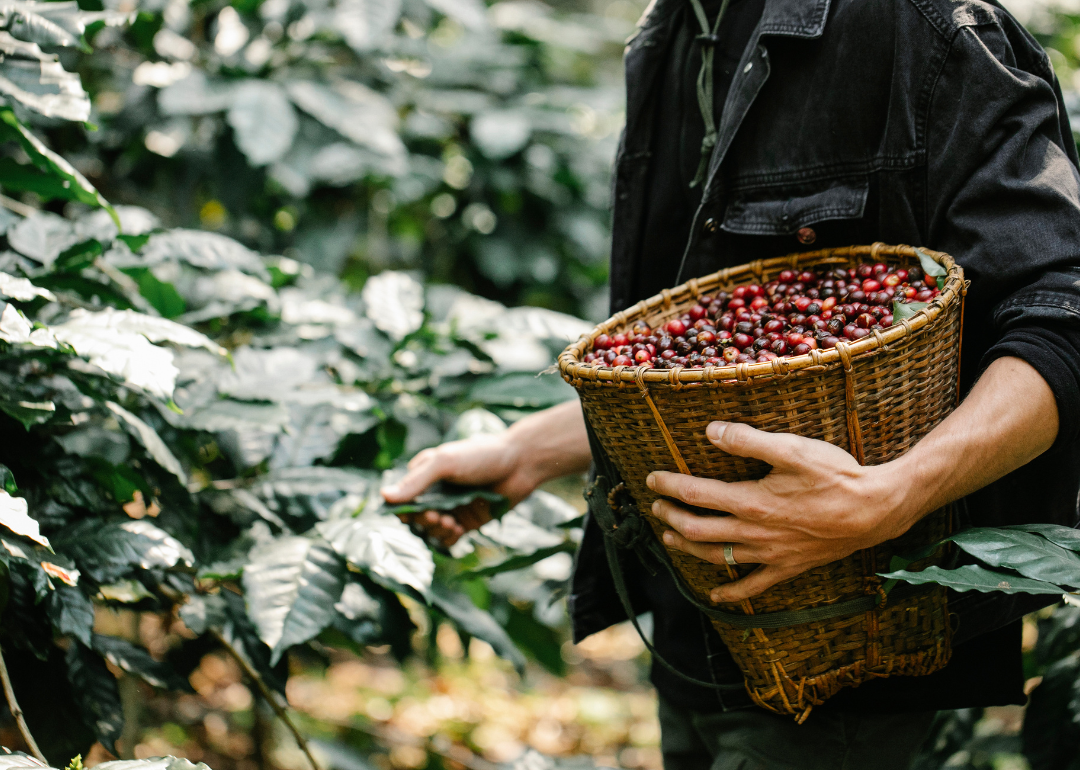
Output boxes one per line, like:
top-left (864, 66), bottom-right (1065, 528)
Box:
top-left (360, 270), bottom-right (424, 341)
top-left (74, 205), bottom-right (158, 243)
top-left (45, 582), bottom-right (94, 645)
top-left (459, 542), bottom-right (577, 579)
top-left (178, 592), bottom-right (228, 634)
top-left (242, 534), bottom-right (347, 664)
top-left (945, 527), bottom-right (1080, 588)
top-left (0, 754), bottom-right (50, 770)
top-left (105, 401), bottom-right (186, 483)
top-left (249, 466), bottom-right (382, 521)
top-left (468, 372), bottom-right (577, 409)
top-left (138, 229), bottom-right (269, 279)
top-left (879, 564), bottom-right (1066, 594)
top-left (0, 489), bottom-right (49, 547)
top-left (1004, 523), bottom-right (1080, 552)
top-left (219, 587), bottom-right (289, 696)
top-left (58, 307), bottom-right (225, 356)
top-left (91, 633), bottom-right (193, 691)
top-left (55, 519), bottom-right (193, 583)
top-left (431, 583), bottom-right (526, 673)
top-left (5, 212), bottom-right (78, 266)
top-left (0, 463), bottom-right (15, 493)
top-left (318, 514), bottom-right (435, 597)
top-left (226, 80), bottom-right (298, 167)
top-left (0, 269), bottom-right (54, 301)
top-left (65, 641), bottom-right (123, 753)
top-left (94, 758), bottom-right (212, 770)
top-left (158, 70), bottom-right (238, 116)
top-left (915, 248), bottom-right (947, 289)
top-left (0, 110), bottom-right (112, 214)
top-left (381, 477), bottom-right (509, 520)
top-left (96, 578), bottom-right (153, 603)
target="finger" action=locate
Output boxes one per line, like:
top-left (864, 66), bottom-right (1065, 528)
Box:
top-left (650, 498), bottom-right (753, 542)
top-left (705, 422), bottom-right (809, 469)
top-left (646, 471), bottom-right (765, 518)
top-left (660, 528), bottom-right (760, 566)
top-left (382, 453), bottom-right (446, 502)
top-left (710, 564), bottom-right (799, 603)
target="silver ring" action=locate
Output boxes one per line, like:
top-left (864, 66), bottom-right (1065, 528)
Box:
top-left (723, 544), bottom-right (738, 566)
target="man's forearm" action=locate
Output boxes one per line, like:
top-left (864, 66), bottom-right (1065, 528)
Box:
top-left (886, 355), bottom-right (1059, 535)
top-left (507, 399), bottom-right (593, 486)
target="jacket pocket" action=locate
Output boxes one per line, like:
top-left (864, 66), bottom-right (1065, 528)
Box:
top-left (721, 178), bottom-right (870, 236)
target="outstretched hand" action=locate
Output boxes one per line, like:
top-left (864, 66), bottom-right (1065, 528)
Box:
top-left (648, 421), bottom-right (910, 603)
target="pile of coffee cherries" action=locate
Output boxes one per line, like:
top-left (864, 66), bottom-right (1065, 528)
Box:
top-left (583, 262), bottom-right (940, 369)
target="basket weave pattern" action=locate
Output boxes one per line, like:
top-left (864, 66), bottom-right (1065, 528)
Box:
top-left (560, 244), bottom-right (964, 718)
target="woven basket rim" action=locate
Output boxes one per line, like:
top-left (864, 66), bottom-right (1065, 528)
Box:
top-left (558, 242), bottom-right (965, 385)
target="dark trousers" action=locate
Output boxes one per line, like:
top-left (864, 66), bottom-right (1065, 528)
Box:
top-left (658, 697), bottom-right (937, 770)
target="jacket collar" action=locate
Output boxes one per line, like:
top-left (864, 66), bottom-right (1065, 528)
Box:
top-left (759, 0), bottom-right (830, 38)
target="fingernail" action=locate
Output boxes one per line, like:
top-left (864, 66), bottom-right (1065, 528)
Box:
top-left (651, 499), bottom-right (661, 515)
top-left (382, 484), bottom-right (399, 495)
top-left (706, 422), bottom-right (727, 442)
top-left (662, 531), bottom-right (674, 545)
top-left (646, 473), bottom-right (656, 490)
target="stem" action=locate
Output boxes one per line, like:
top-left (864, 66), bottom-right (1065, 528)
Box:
top-left (0, 194), bottom-right (37, 218)
top-left (209, 629), bottom-right (323, 770)
top-left (0, 643), bottom-right (46, 763)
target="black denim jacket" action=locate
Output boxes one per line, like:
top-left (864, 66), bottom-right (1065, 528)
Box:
top-left (569, 0), bottom-right (1080, 711)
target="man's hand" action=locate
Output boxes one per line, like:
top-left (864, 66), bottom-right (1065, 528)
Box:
top-left (381, 400), bottom-right (593, 547)
top-left (648, 422), bottom-right (902, 603)
top-left (649, 356), bottom-right (1060, 604)
top-left (382, 434), bottom-right (536, 546)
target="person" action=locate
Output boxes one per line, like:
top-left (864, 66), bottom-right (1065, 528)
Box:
top-left (383, 0), bottom-right (1080, 766)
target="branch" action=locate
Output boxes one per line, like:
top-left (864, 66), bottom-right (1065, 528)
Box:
top-left (209, 629), bottom-right (323, 770)
top-left (0, 194), bottom-right (37, 218)
top-left (0, 642), bottom-right (47, 763)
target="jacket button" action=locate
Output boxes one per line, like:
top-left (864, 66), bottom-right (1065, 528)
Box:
top-left (797, 227), bottom-right (816, 245)
top-left (702, 217), bottom-right (719, 234)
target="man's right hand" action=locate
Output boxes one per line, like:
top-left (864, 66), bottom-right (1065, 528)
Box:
top-left (381, 433), bottom-right (537, 546)
top-left (380, 400), bottom-right (594, 547)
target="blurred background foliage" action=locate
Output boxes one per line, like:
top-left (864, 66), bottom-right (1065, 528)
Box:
top-left (49, 0), bottom-right (631, 318)
top-left (1, 0), bottom-right (1080, 768)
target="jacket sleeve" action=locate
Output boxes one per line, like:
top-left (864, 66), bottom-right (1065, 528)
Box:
top-left (925, 18), bottom-right (1080, 451)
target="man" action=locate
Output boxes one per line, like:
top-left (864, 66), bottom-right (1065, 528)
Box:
top-left (383, 0), bottom-right (1080, 766)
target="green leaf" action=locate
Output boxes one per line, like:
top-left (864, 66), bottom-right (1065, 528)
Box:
top-left (879, 564), bottom-right (1066, 594)
top-left (0, 398), bottom-right (57, 430)
top-left (382, 480), bottom-right (510, 520)
top-left (65, 642), bottom-right (123, 754)
top-left (242, 535), bottom-right (347, 665)
top-left (120, 267), bottom-right (186, 318)
top-left (431, 585), bottom-right (526, 673)
top-left (0, 489), bottom-right (50, 548)
top-left (179, 593), bottom-right (228, 634)
top-left (891, 299), bottom-right (928, 323)
top-left (219, 588), bottom-right (288, 696)
top-left (374, 417), bottom-right (407, 469)
top-left (0, 463), bottom-right (16, 494)
top-left (915, 249), bottom-right (947, 290)
top-left (1004, 523), bottom-right (1080, 552)
top-left (91, 633), bottom-right (193, 691)
top-left (105, 401), bottom-right (186, 484)
top-left (503, 603), bottom-right (566, 675)
top-left (54, 239), bottom-right (104, 273)
top-left (469, 372), bottom-right (577, 409)
top-left (0, 109), bottom-right (115, 221)
top-left (945, 527), bottom-right (1080, 587)
top-left (458, 542), bottom-right (575, 579)
top-left (317, 514), bottom-right (435, 598)
top-left (0, 157), bottom-right (96, 203)
top-left (46, 583), bottom-right (94, 646)
top-left (55, 519), bottom-right (194, 583)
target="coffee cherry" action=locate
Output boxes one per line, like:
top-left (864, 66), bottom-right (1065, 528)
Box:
top-left (666, 319), bottom-right (687, 336)
top-left (778, 269), bottom-right (797, 283)
top-left (733, 333), bottom-right (754, 350)
top-left (634, 350), bottom-right (651, 363)
top-left (770, 339), bottom-right (788, 355)
top-left (792, 342), bottom-right (812, 355)
top-left (612, 354), bottom-right (632, 366)
top-left (728, 298), bottom-right (746, 311)
top-left (595, 334), bottom-right (612, 350)
top-left (820, 335), bottom-right (840, 349)
top-left (855, 313), bottom-right (875, 329)
top-left (689, 304), bottom-right (707, 321)
top-left (857, 264), bottom-right (873, 279)
top-left (722, 346), bottom-right (739, 363)
top-left (881, 314), bottom-right (894, 327)
top-left (701, 346), bottom-right (717, 357)
top-left (612, 333), bottom-right (629, 347)
top-left (697, 330), bottom-right (716, 345)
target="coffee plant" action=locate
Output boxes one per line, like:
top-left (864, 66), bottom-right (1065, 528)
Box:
top-left (37, 0), bottom-right (630, 318)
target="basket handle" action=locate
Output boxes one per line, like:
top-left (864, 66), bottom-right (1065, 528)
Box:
top-left (834, 342), bottom-right (866, 465)
top-left (634, 367), bottom-right (691, 475)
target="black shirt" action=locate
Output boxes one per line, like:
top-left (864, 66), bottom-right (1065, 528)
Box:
top-left (628, 0), bottom-right (1076, 714)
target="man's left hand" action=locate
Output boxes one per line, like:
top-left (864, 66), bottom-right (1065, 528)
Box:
top-left (647, 421), bottom-right (911, 603)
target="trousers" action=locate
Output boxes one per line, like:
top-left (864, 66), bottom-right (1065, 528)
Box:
top-left (658, 697), bottom-right (938, 770)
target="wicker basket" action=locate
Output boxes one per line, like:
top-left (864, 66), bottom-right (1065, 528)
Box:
top-left (559, 243), bottom-right (965, 719)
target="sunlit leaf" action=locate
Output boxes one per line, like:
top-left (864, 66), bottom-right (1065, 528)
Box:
top-left (242, 534), bottom-right (347, 664)
top-left (227, 80), bottom-right (298, 166)
top-left (0, 488), bottom-right (49, 547)
top-left (318, 514), bottom-right (434, 597)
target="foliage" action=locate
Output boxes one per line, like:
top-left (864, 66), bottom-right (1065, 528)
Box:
top-left (39, 0), bottom-right (631, 319)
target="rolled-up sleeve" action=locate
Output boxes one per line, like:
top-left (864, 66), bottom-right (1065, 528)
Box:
top-left (926, 19), bottom-right (1080, 450)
